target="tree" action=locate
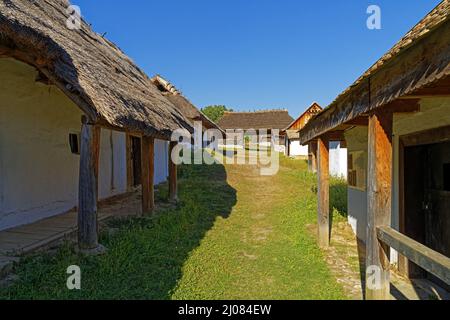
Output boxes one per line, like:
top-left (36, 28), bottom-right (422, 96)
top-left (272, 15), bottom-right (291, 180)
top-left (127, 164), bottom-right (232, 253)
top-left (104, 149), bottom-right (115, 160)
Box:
top-left (201, 105), bottom-right (233, 123)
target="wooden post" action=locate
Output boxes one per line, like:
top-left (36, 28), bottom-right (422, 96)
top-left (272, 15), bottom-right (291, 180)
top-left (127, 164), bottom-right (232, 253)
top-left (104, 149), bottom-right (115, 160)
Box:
top-left (168, 141), bottom-right (178, 202)
top-left (310, 141), bottom-right (318, 173)
top-left (78, 117), bottom-right (101, 251)
top-left (141, 136), bottom-right (155, 215)
top-left (317, 136), bottom-right (330, 248)
top-left (366, 111), bottom-right (393, 300)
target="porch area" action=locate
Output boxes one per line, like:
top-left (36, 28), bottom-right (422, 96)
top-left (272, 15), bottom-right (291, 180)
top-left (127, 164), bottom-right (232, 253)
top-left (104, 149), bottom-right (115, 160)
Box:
top-left (0, 190), bottom-right (143, 274)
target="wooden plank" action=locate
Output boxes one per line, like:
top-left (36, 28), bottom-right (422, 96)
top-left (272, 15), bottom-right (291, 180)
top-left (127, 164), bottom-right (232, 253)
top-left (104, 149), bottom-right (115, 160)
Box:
top-left (317, 136), bottom-right (329, 248)
top-left (377, 226), bottom-right (450, 285)
top-left (141, 136), bottom-right (155, 215)
top-left (401, 125), bottom-right (450, 147)
top-left (366, 111), bottom-right (393, 300)
top-left (77, 118), bottom-right (100, 250)
top-left (168, 141), bottom-right (178, 202)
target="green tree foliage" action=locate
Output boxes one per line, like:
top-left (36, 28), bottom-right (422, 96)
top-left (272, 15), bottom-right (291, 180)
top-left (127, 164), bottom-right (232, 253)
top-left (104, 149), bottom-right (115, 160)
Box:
top-left (201, 105), bottom-right (233, 123)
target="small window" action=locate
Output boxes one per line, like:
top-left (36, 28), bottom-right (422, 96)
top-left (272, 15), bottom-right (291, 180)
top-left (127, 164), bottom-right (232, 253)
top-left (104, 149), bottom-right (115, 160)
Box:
top-left (69, 133), bottom-right (81, 155)
top-left (348, 151), bottom-right (366, 191)
top-left (444, 163), bottom-right (450, 191)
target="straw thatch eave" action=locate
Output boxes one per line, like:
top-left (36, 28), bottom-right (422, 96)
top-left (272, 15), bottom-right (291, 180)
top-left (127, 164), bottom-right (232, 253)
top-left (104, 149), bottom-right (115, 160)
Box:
top-left (151, 75), bottom-right (225, 134)
top-left (299, 1), bottom-right (450, 144)
top-left (0, 0), bottom-right (193, 140)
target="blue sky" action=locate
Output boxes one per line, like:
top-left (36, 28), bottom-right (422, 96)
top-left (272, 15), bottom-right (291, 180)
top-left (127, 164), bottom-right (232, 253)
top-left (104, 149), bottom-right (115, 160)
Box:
top-left (74, 0), bottom-right (441, 117)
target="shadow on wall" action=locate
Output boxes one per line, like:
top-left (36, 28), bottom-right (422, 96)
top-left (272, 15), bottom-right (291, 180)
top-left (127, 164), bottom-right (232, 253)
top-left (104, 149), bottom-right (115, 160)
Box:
top-left (0, 160), bottom-right (237, 299)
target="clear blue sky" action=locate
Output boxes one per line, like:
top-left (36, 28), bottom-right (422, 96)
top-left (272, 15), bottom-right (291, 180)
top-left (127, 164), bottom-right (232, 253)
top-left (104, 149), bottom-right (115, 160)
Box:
top-left (74, 0), bottom-right (441, 117)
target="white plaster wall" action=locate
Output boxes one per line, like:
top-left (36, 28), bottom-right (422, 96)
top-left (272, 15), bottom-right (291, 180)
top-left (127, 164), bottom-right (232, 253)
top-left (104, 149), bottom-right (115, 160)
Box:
top-left (288, 140), bottom-right (308, 157)
top-left (0, 58), bottom-right (168, 231)
top-left (344, 127), bottom-right (368, 242)
top-left (154, 139), bottom-right (169, 185)
top-left (329, 141), bottom-right (348, 178)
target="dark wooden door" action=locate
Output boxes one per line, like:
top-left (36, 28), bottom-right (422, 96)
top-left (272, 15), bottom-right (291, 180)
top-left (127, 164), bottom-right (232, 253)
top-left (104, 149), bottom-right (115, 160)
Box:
top-left (131, 136), bottom-right (142, 186)
top-left (423, 142), bottom-right (450, 290)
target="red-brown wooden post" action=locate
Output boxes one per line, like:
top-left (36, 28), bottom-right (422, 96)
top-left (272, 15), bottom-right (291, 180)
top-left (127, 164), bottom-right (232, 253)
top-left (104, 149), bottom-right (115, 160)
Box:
top-left (141, 136), bottom-right (155, 215)
top-left (78, 117), bottom-right (101, 252)
top-left (168, 141), bottom-right (178, 202)
top-left (317, 136), bottom-right (330, 248)
top-left (366, 111), bottom-right (393, 300)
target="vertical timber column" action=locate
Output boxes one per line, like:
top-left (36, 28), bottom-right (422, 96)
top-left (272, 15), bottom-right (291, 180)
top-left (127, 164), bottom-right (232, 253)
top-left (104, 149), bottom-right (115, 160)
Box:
top-left (168, 141), bottom-right (178, 202)
top-left (141, 136), bottom-right (155, 215)
top-left (78, 117), bottom-right (101, 250)
top-left (317, 136), bottom-right (330, 248)
top-left (310, 141), bottom-right (318, 173)
top-left (366, 111), bottom-right (393, 300)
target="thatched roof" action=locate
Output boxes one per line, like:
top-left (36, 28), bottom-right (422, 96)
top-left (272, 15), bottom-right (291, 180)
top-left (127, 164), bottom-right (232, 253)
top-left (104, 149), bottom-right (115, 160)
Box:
top-left (0, 0), bottom-right (192, 139)
top-left (151, 75), bottom-right (224, 134)
top-left (218, 110), bottom-right (294, 131)
top-left (299, 1), bottom-right (450, 144)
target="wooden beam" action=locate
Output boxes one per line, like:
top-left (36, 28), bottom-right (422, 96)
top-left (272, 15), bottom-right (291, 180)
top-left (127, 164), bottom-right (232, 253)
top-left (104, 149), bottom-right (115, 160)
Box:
top-left (317, 136), bottom-right (330, 248)
top-left (78, 117), bottom-right (101, 251)
top-left (366, 111), bottom-right (393, 300)
top-left (309, 141), bottom-right (317, 173)
top-left (325, 130), bottom-right (346, 142)
top-left (377, 226), bottom-right (450, 285)
top-left (345, 116), bottom-right (369, 126)
top-left (125, 134), bottom-right (133, 191)
top-left (168, 141), bottom-right (178, 202)
top-left (141, 136), bottom-right (155, 215)
top-left (400, 125), bottom-right (450, 147)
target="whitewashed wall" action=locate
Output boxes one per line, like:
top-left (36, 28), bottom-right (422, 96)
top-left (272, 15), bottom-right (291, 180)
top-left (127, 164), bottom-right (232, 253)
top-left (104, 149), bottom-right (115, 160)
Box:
top-left (287, 140), bottom-right (308, 157)
top-left (344, 127), bottom-right (368, 242)
top-left (329, 142), bottom-right (347, 179)
top-left (0, 58), bottom-right (169, 231)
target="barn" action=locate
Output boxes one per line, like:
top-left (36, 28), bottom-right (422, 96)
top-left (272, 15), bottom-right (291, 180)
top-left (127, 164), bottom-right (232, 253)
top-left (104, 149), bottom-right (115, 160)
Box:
top-left (299, 1), bottom-right (450, 299)
top-left (217, 109), bottom-right (294, 151)
top-left (284, 103), bottom-right (348, 178)
top-left (0, 0), bottom-right (192, 252)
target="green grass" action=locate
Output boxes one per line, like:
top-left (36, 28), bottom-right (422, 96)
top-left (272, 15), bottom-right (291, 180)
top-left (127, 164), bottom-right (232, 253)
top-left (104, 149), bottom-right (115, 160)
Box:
top-left (0, 155), bottom-right (347, 300)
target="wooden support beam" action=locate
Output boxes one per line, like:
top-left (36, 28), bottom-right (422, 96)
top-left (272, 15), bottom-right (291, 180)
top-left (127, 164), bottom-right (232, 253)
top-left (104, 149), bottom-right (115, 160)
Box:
top-left (78, 118), bottom-right (101, 251)
top-left (141, 136), bottom-right (155, 215)
top-left (317, 136), bottom-right (330, 248)
top-left (366, 111), bottom-right (393, 300)
top-left (309, 141), bottom-right (317, 173)
top-left (168, 141), bottom-right (178, 202)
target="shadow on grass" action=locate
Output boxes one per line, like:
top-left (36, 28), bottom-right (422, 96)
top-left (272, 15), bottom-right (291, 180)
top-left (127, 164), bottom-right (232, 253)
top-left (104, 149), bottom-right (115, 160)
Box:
top-left (0, 162), bottom-right (237, 299)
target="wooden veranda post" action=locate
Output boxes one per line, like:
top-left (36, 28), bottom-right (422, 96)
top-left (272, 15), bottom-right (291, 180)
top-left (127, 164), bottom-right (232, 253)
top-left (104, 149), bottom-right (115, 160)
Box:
top-left (310, 141), bottom-right (318, 173)
top-left (78, 117), bottom-right (101, 251)
top-left (317, 136), bottom-right (330, 248)
top-left (168, 141), bottom-right (178, 202)
top-left (366, 111), bottom-right (393, 300)
top-left (141, 136), bottom-right (155, 215)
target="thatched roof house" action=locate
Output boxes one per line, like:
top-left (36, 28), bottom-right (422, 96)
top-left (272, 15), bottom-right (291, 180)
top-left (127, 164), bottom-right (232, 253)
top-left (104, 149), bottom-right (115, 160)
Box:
top-left (298, 1), bottom-right (450, 300)
top-left (151, 75), bottom-right (224, 133)
top-left (218, 109), bottom-right (294, 131)
top-left (0, 0), bottom-right (192, 139)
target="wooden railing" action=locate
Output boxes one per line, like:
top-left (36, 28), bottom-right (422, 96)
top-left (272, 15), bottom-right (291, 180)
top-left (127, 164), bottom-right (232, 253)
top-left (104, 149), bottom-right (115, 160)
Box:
top-left (377, 226), bottom-right (450, 285)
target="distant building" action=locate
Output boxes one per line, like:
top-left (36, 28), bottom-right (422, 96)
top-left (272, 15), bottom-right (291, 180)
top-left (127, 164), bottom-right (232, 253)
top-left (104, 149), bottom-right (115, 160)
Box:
top-left (217, 110), bottom-right (294, 150)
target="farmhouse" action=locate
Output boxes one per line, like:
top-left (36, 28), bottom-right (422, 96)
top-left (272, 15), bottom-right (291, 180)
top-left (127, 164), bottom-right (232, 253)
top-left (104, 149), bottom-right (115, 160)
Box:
top-left (218, 109), bottom-right (293, 150)
top-left (283, 102), bottom-right (347, 178)
top-left (0, 1), bottom-right (192, 252)
top-left (299, 1), bottom-right (450, 299)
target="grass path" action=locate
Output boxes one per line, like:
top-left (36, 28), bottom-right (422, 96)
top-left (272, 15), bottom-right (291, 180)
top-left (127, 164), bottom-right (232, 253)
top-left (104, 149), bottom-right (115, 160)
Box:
top-left (0, 156), bottom-right (346, 299)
